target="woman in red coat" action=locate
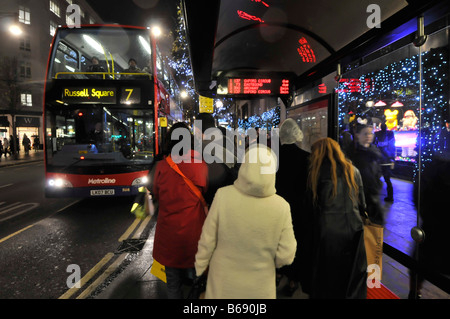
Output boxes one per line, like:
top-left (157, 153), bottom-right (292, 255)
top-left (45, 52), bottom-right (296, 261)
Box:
top-left (152, 122), bottom-right (208, 299)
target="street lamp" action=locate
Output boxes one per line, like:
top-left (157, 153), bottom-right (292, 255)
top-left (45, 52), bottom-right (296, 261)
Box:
top-left (9, 24), bottom-right (23, 36)
top-left (151, 26), bottom-right (162, 38)
top-left (0, 11), bottom-right (23, 36)
top-left (149, 25), bottom-right (163, 155)
top-left (1, 12), bottom-right (25, 160)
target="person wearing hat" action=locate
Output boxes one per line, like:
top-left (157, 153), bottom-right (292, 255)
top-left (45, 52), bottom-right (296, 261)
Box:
top-left (274, 118), bottom-right (311, 296)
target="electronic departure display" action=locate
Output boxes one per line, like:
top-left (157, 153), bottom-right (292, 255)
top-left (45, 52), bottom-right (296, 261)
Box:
top-left (222, 78), bottom-right (290, 96)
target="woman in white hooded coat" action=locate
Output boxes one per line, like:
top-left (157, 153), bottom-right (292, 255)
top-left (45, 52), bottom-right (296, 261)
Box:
top-left (195, 145), bottom-right (297, 299)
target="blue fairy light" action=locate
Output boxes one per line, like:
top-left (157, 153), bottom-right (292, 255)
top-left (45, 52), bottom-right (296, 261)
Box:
top-left (337, 48), bottom-right (448, 180)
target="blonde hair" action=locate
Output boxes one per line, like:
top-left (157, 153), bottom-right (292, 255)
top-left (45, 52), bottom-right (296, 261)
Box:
top-left (308, 138), bottom-right (359, 205)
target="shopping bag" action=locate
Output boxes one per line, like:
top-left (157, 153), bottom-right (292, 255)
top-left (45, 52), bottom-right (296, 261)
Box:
top-left (363, 216), bottom-right (384, 281)
top-left (150, 259), bottom-right (167, 283)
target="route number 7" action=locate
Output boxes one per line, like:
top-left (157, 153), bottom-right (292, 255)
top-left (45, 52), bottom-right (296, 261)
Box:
top-left (125, 89), bottom-right (133, 101)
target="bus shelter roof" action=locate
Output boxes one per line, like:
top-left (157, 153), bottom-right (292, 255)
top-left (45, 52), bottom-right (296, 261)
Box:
top-left (183, 0), bottom-right (446, 97)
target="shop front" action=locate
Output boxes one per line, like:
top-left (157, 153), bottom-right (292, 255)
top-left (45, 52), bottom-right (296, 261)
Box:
top-left (337, 20), bottom-right (450, 295)
top-left (15, 116), bottom-right (42, 150)
top-left (289, 2), bottom-right (450, 297)
top-left (337, 30), bottom-right (449, 181)
top-left (0, 116), bottom-right (10, 142)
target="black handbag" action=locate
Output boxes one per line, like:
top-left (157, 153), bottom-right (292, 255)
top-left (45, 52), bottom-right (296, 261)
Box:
top-left (187, 274), bottom-right (207, 299)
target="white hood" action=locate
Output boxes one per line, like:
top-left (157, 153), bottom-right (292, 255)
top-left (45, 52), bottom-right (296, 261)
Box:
top-left (234, 145), bottom-right (277, 197)
top-left (279, 118), bottom-right (303, 145)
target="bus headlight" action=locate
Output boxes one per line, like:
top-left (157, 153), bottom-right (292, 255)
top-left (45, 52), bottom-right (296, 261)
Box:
top-left (48, 178), bottom-right (73, 188)
top-left (132, 176), bottom-right (149, 186)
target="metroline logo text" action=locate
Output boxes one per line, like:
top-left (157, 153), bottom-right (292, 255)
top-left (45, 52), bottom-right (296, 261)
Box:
top-left (88, 178), bottom-right (116, 185)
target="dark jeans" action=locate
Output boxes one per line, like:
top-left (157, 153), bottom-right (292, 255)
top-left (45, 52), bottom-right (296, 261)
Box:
top-left (165, 267), bottom-right (195, 299)
top-left (381, 165), bottom-right (393, 199)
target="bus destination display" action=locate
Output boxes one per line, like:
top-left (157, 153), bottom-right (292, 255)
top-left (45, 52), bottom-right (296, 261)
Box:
top-left (62, 87), bottom-right (141, 105)
top-left (227, 78), bottom-right (290, 95)
top-left (63, 87), bottom-right (117, 104)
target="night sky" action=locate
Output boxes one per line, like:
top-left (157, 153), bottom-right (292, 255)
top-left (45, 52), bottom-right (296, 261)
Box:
top-left (85, 0), bottom-right (178, 30)
top-left (85, 0), bottom-right (180, 55)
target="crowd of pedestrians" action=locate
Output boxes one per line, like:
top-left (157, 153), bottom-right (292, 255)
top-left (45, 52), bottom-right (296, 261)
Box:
top-left (0, 134), bottom-right (38, 159)
top-left (147, 114), bottom-right (397, 299)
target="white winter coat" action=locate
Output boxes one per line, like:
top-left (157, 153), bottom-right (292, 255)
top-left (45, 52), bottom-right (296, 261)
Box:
top-left (195, 145), bottom-right (297, 299)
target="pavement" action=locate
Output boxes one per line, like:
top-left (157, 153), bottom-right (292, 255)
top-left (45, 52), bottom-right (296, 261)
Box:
top-left (0, 150), bottom-right (44, 168)
top-left (1, 150), bottom-right (448, 299)
top-left (92, 178), bottom-right (450, 300)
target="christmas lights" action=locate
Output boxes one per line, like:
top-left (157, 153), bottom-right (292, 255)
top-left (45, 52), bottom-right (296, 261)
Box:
top-left (338, 48), bottom-right (449, 176)
top-left (237, 105), bottom-right (281, 131)
top-left (168, 2), bottom-right (196, 102)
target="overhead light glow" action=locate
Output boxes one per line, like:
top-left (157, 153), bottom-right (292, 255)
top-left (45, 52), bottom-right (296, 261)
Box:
top-left (83, 34), bottom-right (104, 54)
top-left (139, 36), bottom-right (151, 54)
top-left (151, 27), bottom-right (162, 37)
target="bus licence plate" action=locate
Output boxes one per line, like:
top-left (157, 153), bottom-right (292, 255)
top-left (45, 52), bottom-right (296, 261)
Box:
top-left (90, 189), bottom-right (115, 196)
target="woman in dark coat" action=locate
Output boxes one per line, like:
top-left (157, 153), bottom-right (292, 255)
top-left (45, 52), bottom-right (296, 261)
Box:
top-left (348, 124), bottom-right (384, 225)
top-left (275, 118), bottom-right (310, 295)
top-left (305, 138), bottom-right (367, 299)
top-left (374, 123), bottom-right (396, 202)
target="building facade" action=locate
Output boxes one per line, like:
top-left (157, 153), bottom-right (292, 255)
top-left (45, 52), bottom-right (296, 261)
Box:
top-left (0, 0), bottom-right (103, 149)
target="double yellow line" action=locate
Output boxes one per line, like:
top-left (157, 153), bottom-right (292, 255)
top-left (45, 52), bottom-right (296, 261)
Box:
top-left (0, 199), bottom-right (153, 300)
top-left (59, 215), bottom-right (153, 299)
top-left (0, 200), bottom-right (80, 244)
top-left (0, 225), bottom-right (34, 245)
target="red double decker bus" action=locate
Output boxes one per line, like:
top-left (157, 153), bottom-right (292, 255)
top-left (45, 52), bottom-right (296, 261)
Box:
top-left (43, 25), bottom-right (180, 197)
